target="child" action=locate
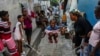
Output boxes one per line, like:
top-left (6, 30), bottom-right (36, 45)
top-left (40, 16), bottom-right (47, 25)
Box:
top-left (45, 19), bottom-right (59, 43)
top-left (0, 11), bottom-right (20, 56)
top-left (14, 15), bottom-right (24, 56)
top-left (22, 8), bottom-right (32, 45)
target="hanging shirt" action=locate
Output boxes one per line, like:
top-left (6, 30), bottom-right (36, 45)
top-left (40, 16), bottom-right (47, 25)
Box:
top-left (62, 14), bottom-right (67, 22)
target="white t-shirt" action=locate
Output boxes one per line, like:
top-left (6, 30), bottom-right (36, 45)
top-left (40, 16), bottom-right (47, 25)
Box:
top-left (14, 22), bottom-right (23, 40)
top-left (89, 21), bottom-right (100, 47)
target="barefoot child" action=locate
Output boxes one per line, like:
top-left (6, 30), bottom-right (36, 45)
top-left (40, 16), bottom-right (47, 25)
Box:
top-left (14, 15), bottom-right (24, 56)
top-left (0, 11), bottom-right (20, 56)
top-left (45, 19), bottom-right (59, 43)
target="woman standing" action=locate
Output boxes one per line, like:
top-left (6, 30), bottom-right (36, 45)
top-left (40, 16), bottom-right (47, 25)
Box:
top-left (70, 10), bottom-right (92, 56)
top-left (22, 8), bottom-right (32, 45)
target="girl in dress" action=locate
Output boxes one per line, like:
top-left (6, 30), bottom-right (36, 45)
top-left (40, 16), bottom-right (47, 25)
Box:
top-left (14, 15), bottom-right (24, 56)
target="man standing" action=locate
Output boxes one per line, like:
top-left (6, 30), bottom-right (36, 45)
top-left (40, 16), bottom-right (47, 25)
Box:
top-left (88, 5), bottom-right (100, 56)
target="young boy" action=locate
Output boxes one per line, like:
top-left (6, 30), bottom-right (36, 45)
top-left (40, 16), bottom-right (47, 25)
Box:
top-left (0, 11), bottom-right (20, 56)
top-left (45, 19), bottom-right (59, 43)
top-left (14, 15), bottom-right (24, 56)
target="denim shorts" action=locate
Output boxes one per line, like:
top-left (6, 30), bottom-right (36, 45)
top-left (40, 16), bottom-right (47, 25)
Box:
top-left (88, 44), bottom-right (100, 56)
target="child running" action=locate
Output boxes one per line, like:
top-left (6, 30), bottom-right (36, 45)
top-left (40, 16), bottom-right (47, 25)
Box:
top-left (45, 19), bottom-right (59, 43)
top-left (14, 15), bottom-right (24, 56)
top-left (0, 11), bottom-right (20, 56)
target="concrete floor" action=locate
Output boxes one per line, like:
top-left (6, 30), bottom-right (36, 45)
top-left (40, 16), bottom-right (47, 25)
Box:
top-left (35, 34), bottom-right (76, 56)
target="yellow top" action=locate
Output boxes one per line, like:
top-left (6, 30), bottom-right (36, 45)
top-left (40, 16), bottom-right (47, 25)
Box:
top-left (62, 14), bottom-right (67, 22)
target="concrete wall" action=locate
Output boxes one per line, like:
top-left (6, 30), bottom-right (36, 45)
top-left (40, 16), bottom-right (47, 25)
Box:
top-left (0, 0), bottom-right (36, 30)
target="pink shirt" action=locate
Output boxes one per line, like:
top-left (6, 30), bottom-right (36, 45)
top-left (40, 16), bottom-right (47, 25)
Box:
top-left (89, 21), bottom-right (100, 47)
top-left (24, 16), bottom-right (32, 29)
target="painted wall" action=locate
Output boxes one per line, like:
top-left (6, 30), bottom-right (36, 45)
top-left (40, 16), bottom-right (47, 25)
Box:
top-left (78, 0), bottom-right (99, 26)
top-left (0, 0), bottom-right (22, 29)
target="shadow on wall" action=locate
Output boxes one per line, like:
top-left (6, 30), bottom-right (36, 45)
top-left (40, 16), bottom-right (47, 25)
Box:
top-left (78, 0), bottom-right (99, 26)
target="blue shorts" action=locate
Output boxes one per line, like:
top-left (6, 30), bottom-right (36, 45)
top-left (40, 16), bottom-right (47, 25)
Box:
top-left (88, 44), bottom-right (100, 56)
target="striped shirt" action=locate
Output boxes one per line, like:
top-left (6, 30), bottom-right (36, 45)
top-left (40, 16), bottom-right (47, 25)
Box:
top-left (0, 21), bottom-right (11, 39)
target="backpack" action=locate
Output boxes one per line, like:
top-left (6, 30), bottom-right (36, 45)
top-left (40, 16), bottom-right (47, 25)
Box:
top-left (13, 27), bottom-right (16, 32)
